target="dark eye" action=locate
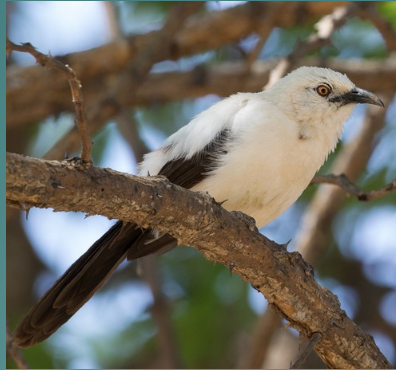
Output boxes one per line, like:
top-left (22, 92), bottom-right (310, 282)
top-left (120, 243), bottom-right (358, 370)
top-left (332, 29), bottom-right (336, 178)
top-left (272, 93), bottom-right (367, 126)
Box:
top-left (316, 84), bottom-right (332, 97)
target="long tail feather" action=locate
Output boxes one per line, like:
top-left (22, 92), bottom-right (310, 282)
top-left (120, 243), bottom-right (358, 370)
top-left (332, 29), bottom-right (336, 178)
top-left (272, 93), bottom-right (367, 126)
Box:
top-left (14, 221), bottom-right (176, 348)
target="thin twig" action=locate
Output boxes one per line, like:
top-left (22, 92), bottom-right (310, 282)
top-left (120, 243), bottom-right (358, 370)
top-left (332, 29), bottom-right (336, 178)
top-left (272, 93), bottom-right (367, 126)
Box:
top-left (6, 321), bottom-right (28, 369)
top-left (6, 38), bottom-right (93, 163)
top-left (264, 4), bottom-right (354, 89)
top-left (312, 174), bottom-right (396, 201)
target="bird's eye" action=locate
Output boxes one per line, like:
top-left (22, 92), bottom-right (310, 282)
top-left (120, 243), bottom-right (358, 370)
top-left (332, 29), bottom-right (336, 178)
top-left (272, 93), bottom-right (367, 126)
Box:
top-left (316, 84), bottom-right (332, 97)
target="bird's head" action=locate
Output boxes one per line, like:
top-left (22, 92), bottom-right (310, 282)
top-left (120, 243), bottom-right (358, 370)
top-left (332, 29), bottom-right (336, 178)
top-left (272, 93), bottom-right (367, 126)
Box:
top-left (267, 66), bottom-right (384, 127)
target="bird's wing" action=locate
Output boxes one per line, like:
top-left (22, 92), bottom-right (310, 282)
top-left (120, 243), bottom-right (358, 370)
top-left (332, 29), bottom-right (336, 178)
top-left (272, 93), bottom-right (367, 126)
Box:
top-left (138, 92), bottom-right (255, 177)
top-left (14, 94), bottom-right (255, 348)
top-left (127, 128), bottom-right (235, 258)
top-left (158, 128), bottom-right (233, 188)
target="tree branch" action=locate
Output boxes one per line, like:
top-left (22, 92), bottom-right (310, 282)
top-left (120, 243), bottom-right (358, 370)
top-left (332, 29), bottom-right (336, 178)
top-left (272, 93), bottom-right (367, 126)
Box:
top-left (7, 56), bottom-right (395, 132)
top-left (6, 56), bottom-right (393, 162)
top-left (241, 4), bottom-right (361, 365)
top-left (6, 152), bottom-right (391, 369)
top-left (265, 3), bottom-right (354, 89)
top-left (6, 39), bottom-right (93, 163)
top-left (8, 1), bottom-right (367, 130)
top-left (257, 95), bottom-right (393, 368)
top-left (312, 174), bottom-right (396, 201)
top-left (296, 98), bottom-right (390, 265)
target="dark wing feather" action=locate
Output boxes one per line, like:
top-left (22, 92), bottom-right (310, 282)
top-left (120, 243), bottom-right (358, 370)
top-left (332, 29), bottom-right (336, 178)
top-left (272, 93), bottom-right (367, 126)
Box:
top-left (14, 129), bottom-right (234, 347)
top-left (128, 129), bottom-right (232, 257)
top-left (158, 129), bottom-right (232, 188)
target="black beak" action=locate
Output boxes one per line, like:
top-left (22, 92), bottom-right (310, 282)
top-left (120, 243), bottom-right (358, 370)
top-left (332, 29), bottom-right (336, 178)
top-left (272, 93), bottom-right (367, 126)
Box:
top-left (335, 87), bottom-right (385, 108)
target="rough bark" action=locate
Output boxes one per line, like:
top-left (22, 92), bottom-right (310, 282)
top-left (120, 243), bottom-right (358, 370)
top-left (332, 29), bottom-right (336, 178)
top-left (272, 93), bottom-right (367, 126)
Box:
top-left (6, 152), bottom-right (391, 369)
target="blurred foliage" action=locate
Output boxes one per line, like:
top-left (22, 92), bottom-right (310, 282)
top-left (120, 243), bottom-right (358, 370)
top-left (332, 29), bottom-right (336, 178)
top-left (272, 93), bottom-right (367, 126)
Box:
top-left (6, 1), bottom-right (396, 369)
top-left (164, 248), bottom-right (254, 368)
top-left (379, 1), bottom-right (396, 29)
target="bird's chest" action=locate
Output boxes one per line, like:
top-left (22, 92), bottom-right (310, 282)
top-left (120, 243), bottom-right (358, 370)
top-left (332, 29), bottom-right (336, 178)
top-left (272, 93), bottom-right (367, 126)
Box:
top-left (194, 122), bottom-right (334, 227)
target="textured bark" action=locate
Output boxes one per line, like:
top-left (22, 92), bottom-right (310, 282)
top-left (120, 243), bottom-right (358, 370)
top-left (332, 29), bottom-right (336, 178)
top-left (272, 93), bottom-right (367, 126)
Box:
top-left (6, 152), bottom-right (391, 369)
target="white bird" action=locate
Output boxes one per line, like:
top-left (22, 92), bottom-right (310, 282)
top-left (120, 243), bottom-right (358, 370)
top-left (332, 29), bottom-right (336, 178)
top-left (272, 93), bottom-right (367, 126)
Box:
top-left (14, 67), bottom-right (384, 347)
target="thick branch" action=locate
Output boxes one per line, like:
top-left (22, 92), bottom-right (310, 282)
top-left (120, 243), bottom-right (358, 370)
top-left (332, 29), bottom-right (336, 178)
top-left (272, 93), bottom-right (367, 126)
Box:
top-left (6, 56), bottom-right (393, 161)
top-left (6, 152), bottom-right (391, 369)
top-left (259, 95), bottom-right (392, 369)
top-left (7, 56), bottom-right (395, 134)
top-left (7, 1), bottom-right (361, 130)
top-left (242, 5), bottom-right (356, 366)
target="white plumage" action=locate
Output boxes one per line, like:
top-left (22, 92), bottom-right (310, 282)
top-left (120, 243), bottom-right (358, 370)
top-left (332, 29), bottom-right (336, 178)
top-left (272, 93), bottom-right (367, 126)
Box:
top-left (14, 66), bottom-right (384, 348)
top-left (140, 67), bottom-right (381, 227)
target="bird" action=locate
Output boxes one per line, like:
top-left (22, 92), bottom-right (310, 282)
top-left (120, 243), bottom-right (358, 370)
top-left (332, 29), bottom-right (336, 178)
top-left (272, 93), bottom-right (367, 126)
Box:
top-left (14, 67), bottom-right (384, 348)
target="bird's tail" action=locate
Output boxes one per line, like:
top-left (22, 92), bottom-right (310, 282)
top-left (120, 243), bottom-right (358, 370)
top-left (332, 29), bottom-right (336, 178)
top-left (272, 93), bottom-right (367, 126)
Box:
top-left (13, 221), bottom-right (177, 348)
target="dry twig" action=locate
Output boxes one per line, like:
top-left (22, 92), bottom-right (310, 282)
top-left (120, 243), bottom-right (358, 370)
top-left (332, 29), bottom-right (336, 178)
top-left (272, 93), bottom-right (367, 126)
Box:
top-left (312, 174), bottom-right (396, 201)
top-left (6, 39), bottom-right (93, 163)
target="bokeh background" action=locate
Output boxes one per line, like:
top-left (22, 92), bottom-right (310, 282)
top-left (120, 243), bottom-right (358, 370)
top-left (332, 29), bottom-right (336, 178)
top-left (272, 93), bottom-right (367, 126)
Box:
top-left (6, 1), bottom-right (396, 368)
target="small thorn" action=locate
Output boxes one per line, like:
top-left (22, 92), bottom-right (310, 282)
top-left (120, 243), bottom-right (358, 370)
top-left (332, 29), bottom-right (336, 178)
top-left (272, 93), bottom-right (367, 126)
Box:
top-left (217, 198), bottom-right (228, 206)
top-left (281, 239), bottom-right (292, 250)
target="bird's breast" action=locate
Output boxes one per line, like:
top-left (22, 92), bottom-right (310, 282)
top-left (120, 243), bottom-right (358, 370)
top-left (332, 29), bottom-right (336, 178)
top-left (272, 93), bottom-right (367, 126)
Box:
top-left (192, 117), bottom-right (334, 228)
